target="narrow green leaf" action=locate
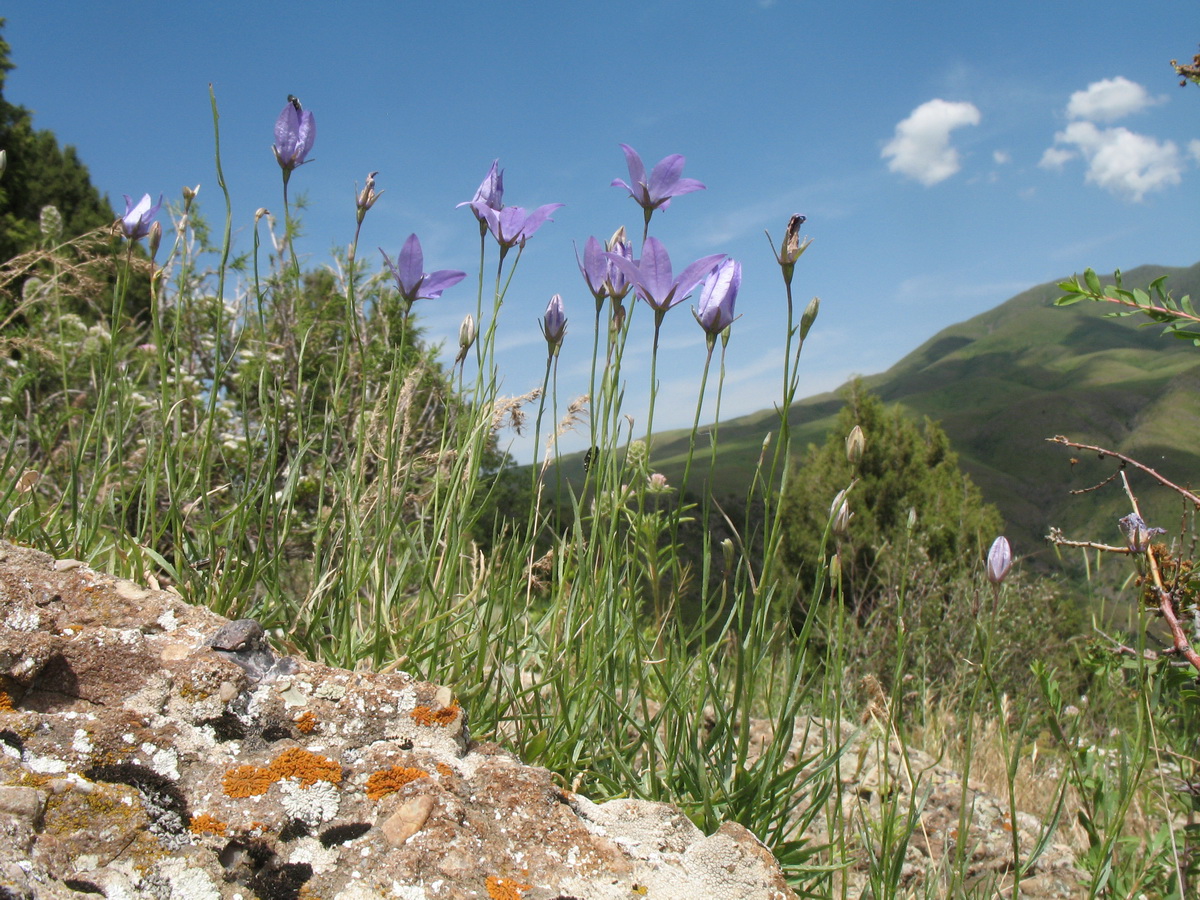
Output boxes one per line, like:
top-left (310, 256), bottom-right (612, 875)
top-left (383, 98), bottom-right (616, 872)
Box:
top-left (1084, 268), bottom-right (1103, 295)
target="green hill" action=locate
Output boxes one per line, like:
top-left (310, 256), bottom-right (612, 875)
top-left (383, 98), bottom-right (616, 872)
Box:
top-left (558, 262), bottom-right (1200, 561)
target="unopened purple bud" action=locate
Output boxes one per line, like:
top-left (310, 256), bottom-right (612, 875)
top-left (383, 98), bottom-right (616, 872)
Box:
top-left (541, 294), bottom-right (567, 355)
top-left (693, 259), bottom-right (740, 339)
top-left (986, 536), bottom-right (1012, 585)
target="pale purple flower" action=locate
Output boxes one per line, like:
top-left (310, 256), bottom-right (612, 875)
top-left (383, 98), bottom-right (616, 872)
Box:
top-left (457, 160), bottom-right (504, 220)
top-left (540, 294), bottom-right (567, 355)
top-left (694, 259), bottom-right (741, 337)
top-left (606, 237), bottom-right (724, 314)
top-left (986, 536), bottom-right (1012, 585)
top-left (576, 236), bottom-right (610, 303)
top-left (471, 202), bottom-right (563, 251)
top-left (1118, 513), bottom-right (1165, 553)
top-left (379, 234), bottom-right (466, 309)
top-left (119, 193), bottom-right (163, 241)
top-left (273, 97), bottom-right (316, 172)
top-left (611, 143), bottom-right (705, 213)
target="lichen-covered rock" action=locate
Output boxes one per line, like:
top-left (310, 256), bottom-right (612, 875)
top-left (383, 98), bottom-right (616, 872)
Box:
top-left (0, 542), bottom-right (797, 899)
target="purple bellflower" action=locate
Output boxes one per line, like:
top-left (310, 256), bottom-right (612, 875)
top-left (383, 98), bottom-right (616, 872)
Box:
top-left (471, 202), bottom-right (564, 254)
top-left (119, 193), bottom-right (163, 241)
top-left (606, 237), bottom-right (724, 316)
top-left (986, 536), bottom-right (1012, 585)
top-left (379, 234), bottom-right (466, 312)
top-left (694, 259), bottom-right (741, 340)
top-left (540, 294), bottom-right (567, 356)
top-left (273, 97), bottom-right (316, 173)
top-left (458, 160), bottom-right (505, 221)
top-left (577, 236), bottom-right (610, 306)
top-left (611, 144), bottom-right (705, 215)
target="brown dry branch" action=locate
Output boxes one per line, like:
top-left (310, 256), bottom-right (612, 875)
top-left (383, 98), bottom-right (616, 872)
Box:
top-left (1047, 435), bottom-right (1200, 508)
top-left (1048, 436), bottom-right (1200, 676)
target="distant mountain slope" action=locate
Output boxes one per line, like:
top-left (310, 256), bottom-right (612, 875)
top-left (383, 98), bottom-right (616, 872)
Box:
top-left (572, 262), bottom-right (1200, 558)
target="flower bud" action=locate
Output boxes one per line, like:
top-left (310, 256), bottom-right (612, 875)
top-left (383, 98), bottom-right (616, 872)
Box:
top-left (455, 314), bottom-right (477, 365)
top-left (800, 296), bottom-right (820, 340)
top-left (540, 294), bottom-right (567, 356)
top-left (845, 425), bottom-right (865, 466)
top-left (986, 536), bottom-right (1012, 585)
top-left (182, 184), bottom-right (199, 202)
top-left (148, 221), bottom-right (162, 260)
top-left (721, 538), bottom-right (734, 572)
top-left (830, 487), bottom-right (853, 537)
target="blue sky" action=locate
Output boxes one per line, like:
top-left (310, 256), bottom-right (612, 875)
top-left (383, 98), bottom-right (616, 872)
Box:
top-left (7, 2), bottom-right (1198, 463)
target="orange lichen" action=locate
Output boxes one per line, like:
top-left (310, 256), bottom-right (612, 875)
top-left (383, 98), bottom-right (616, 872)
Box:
top-left (222, 764), bottom-right (276, 798)
top-left (485, 875), bottom-right (531, 900)
top-left (435, 762), bottom-right (454, 778)
top-left (0, 690), bottom-right (13, 712)
top-left (269, 747), bottom-right (342, 788)
top-left (189, 813), bottom-right (228, 836)
top-left (365, 765), bottom-right (430, 801)
top-left (222, 748), bottom-right (342, 798)
top-left (294, 711), bottom-right (318, 734)
top-left (409, 702), bottom-right (460, 727)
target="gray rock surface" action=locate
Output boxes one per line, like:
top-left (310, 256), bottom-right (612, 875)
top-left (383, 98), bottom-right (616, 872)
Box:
top-left (0, 542), bottom-right (797, 900)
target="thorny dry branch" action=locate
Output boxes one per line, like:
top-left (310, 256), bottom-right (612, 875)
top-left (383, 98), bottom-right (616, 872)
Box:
top-left (1046, 436), bottom-right (1200, 675)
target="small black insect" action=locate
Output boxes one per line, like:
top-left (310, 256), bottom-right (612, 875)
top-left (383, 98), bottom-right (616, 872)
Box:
top-left (287, 94), bottom-right (302, 112)
top-left (583, 446), bottom-right (600, 472)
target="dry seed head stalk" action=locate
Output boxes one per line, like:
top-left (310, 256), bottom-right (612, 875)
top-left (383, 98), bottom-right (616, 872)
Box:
top-left (491, 389), bottom-right (540, 434)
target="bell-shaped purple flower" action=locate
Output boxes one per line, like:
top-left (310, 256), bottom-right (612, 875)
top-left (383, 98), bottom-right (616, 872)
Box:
top-left (119, 193), bottom-right (163, 241)
top-left (471, 202), bottom-right (564, 252)
top-left (606, 237), bottom-right (724, 315)
top-left (611, 144), bottom-right (705, 214)
top-left (694, 259), bottom-right (741, 338)
top-left (379, 234), bottom-right (466, 310)
top-left (986, 536), bottom-right (1012, 585)
top-left (457, 160), bottom-right (504, 221)
top-left (576, 236), bottom-right (610, 306)
top-left (273, 97), bottom-right (316, 172)
top-left (540, 294), bottom-right (567, 356)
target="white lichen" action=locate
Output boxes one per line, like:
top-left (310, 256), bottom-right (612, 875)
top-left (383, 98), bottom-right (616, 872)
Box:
top-left (158, 857), bottom-right (220, 900)
top-left (279, 779), bottom-right (340, 826)
top-left (4, 607), bottom-right (39, 632)
top-left (156, 608), bottom-right (179, 632)
top-left (287, 836), bottom-right (339, 874)
top-left (72, 729), bottom-right (93, 755)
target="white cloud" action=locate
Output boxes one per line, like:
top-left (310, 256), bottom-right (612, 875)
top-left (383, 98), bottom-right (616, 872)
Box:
top-left (992, 150), bottom-right (1011, 165)
top-left (1190, 139), bottom-right (1200, 164)
top-left (882, 99), bottom-right (981, 186)
top-left (1048, 120), bottom-right (1183, 201)
top-left (1066, 76), bottom-right (1162, 122)
top-left (1038, 146), bottom-right (1075, 170)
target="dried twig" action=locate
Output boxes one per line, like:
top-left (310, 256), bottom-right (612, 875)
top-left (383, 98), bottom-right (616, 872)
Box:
top-left (1048, 436), bottom-right (1200, 507)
